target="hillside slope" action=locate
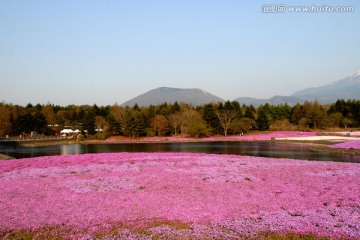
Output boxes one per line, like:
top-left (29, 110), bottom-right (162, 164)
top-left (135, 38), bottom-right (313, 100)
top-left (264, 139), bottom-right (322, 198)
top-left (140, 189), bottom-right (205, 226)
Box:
top-left (121, 87), bottom-right (224, 106)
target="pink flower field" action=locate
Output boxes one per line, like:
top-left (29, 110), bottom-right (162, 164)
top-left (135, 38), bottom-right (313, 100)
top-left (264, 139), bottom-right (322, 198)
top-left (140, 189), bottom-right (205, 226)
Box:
top-left (328, 140), bottom-right (360, 150)
top-left (1, 152), bottom-right (359, 239)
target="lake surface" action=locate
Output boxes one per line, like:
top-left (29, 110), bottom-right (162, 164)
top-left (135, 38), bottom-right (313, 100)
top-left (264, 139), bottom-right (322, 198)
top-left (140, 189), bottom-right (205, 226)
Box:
top-left (1, 141), bottom-right (360, 163)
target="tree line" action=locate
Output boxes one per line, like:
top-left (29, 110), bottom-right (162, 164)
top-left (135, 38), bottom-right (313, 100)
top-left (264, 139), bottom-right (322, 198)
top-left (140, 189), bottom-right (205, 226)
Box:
top-left (0, 99), bottom-right (359, 138)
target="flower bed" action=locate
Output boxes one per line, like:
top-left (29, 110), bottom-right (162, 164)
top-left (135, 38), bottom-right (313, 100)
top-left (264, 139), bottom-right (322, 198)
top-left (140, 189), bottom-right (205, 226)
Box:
top-left (328, 140), bottom-right (360, 150)
top-left (1, 152), bottom-right (359, 239)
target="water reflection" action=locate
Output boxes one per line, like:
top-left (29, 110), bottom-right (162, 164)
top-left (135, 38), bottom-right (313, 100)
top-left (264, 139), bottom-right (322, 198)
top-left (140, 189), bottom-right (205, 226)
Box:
top-left (60, 144), bottom-right (83, 155)
top-left (1, 141), bottom-right (359, 163)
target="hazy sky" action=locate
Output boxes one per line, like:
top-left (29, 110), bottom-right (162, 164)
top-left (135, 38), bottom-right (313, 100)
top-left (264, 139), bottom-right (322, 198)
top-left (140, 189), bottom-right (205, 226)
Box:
top-left (1, 0), bottom-right (359, 106)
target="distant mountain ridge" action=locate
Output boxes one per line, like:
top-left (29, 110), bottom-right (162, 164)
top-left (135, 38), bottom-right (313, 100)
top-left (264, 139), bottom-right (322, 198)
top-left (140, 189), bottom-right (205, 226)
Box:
top-left (235, 71), bottom-right (360, 106)
top-left (291, 71), bottom-right (360, 102)
top-left (121, 87), bottom-right (224, 107)
top-left (234, 96), bottom-right (302, 107)
top-left (121, 71), bottom-right (360, 107)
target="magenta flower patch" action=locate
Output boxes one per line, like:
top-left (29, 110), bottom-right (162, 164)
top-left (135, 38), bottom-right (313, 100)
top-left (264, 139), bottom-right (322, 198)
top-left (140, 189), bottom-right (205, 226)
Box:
top-left (328, 140), bottom-right (360, 150)
top-left (64, 176), bottom-right (139, 193)
top-left (0, 152), bottom-right (359, 238)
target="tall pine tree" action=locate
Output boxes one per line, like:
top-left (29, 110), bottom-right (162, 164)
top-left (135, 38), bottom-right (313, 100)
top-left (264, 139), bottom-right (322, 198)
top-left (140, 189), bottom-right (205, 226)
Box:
top-left (256, 108), bottom-right (270, 131)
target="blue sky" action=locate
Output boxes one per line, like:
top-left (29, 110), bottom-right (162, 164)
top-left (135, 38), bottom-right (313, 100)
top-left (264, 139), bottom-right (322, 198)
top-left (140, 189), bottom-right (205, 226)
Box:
top-left (1, 0), bottom-right (359, 106)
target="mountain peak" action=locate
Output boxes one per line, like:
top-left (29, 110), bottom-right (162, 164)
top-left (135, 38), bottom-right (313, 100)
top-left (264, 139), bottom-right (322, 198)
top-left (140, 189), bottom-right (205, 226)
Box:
top-left (350, 71), bottom-right (360, 79)
top-left (353, 70), bottom-right (360, 76)
top-left (121, 87), bottom-right (224, 107)
top-left (150, 87), bottom-right (183, 93)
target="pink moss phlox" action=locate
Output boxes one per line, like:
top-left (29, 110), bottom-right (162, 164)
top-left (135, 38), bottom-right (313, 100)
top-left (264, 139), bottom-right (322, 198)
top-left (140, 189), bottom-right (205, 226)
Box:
top-left (328, 140), bottom-right (360, 150)
top-left (0, 152), bottom-right (359, 238)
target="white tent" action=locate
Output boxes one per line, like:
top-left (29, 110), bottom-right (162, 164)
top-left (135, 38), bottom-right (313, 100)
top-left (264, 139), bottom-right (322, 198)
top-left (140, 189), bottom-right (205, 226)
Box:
top-left (60, 129), bottom-right (74, 134)
top-left (95, 128), bottom-right (104, 133)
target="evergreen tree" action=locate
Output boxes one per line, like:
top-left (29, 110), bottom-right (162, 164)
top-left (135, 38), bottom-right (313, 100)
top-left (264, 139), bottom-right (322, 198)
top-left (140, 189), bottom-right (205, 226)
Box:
top-left (256, 108), bottom-right (270, 131)
top-left (33, 112), bottom-right (48, 133)
top-left (231, 101), bottom-right (242, 119)
top-left (92, 104), bottom-right (100, 116)
top-left (106, 114), bottom-right (120, 135)
top-left (290, 103), bottom-right (303, 124)
top-left (244, 106), bottom-right (255, 119)
top-left (12, 112), bottom-right (48, 135)
top-left (133, 103), bottom-right (140, 111)
top-left (170, 101), bottom-right (181, 113)
top-left (202, 104), bottom-right (221, 134)
top-left (83, 111), bottom-right (95, 135)
top-left (133, 111), bottom-right (148, 137)
top-left (12, 113), bottom-right (33, 135)
top-left (146, 105), bottom-right (156, 120)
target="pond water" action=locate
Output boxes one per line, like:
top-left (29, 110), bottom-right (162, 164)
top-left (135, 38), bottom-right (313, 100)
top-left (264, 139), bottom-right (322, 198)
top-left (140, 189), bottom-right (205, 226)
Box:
top-left (1, 141), bottom-right (360, 163)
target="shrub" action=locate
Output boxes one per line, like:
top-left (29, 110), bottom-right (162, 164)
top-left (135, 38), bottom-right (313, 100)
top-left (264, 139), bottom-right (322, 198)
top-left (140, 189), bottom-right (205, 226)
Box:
top-left (270, 119), bottom-right (297, 131)
top-left (146, 129), bottom-right (155, 137)
top-left (96, 133), bottom-right (106, 140)
top-left (77, 134), bottom-right (85, 141)
top-left (87, 135), bottom-right (97, 140)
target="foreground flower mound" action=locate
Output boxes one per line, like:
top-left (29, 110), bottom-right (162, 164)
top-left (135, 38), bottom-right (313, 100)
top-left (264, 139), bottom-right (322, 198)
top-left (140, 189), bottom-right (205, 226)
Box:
top-left (1, 153), bottom-right (359, 239)
top-left (328, 140), bottom-right (360, 150)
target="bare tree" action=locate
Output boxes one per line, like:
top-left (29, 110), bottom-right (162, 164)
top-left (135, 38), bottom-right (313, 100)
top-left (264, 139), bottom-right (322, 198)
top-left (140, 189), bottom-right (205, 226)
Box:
top-left (168, 113), bottom-right (182, 136)
top-left (110, 104), bottom-right (130, 135)
top-left (229, 117), bottom-right (256, 134)
top-left (95, 116), bottom-right (109, 134)
top-left (180, 109), bottom-right (208, 138)
top-left (41, 103), bottom-right (56, 125)
top-left (214, 109), bottom-right (238, 136)
top-left (150, 114), bottom-right (169, 136)
top-left (110, 104), bottom-right (126, 124)
top-left (0, 103), bottom-right (11, 136)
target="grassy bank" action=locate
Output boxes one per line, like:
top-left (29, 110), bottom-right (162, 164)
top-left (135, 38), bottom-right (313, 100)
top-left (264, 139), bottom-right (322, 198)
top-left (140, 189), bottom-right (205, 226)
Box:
top-left (17, 139), bottom-right (77, 147)
top-left (0, 154), bottom-right (14, 160)
top-left (310, 146), bottom-right (360, 155)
